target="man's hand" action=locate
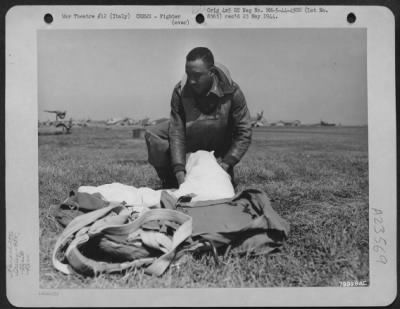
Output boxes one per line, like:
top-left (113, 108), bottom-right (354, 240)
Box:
top-left (176, 171), bottom-right (186, 186)
top-left (219, 162), bottom-right (230, 172)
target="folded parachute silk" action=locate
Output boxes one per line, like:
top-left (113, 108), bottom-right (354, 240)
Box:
top-left (78, 183), bottom-right (162, 207)
top-left (77, 150), bottom-right (235, 205)
top-left (171, 150), bottom-right (235, 201)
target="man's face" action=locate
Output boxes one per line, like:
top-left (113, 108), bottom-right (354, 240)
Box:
top-left (185, 59), bottom-right (214, 95)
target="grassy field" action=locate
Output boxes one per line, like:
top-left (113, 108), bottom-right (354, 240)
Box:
top-left (39, 125), bottom-right (369, 288)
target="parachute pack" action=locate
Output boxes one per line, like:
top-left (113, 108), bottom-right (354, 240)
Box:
top-left (51, 188), bottom-right (290, 277)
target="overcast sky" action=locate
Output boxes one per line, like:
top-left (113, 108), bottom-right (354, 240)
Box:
top-left (38, 28), bottom-right (367, 125)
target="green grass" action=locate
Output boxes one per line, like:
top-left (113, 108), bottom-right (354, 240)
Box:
top-left (39, 125), bottom-right (369, 288)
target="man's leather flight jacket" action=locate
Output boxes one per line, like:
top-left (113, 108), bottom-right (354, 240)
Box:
top-left (169, 65), bottom-right (252, 175)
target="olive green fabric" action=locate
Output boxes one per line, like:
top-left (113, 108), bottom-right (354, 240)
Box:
top-left (53, 207), bottom-right (193, 277)
top-left (162, 188), bottom-right (290, 255)
top-left (51, 188), bottom-right (289, 277)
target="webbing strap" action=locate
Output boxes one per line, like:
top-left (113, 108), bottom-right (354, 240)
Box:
top-left (55, 208), bottom-right (192, 277)
top-left (144, 210), bottom-right (192, 276)
top-left (89, 208), bottom-right (190, 236)
top-left (52, 204), bottom-right (124, 275)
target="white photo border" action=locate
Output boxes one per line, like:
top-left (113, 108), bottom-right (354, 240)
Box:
top-left (5, 5), bottom-right (396, 307)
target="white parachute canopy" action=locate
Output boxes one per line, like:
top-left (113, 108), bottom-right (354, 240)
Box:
top-left (172, 150), bottom-right (234, 201)
top-left (78, 150), bottom-right (235, 205)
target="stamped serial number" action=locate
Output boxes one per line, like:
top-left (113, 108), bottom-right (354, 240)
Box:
top-left (339, 281), bottom-right (368, 287)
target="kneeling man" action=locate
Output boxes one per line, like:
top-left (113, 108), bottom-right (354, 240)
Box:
top-left (145, 47), bottom-right (252, 188)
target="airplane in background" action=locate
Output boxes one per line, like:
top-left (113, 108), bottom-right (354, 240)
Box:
top-left (251, 110), bottom-right (267, 127)
top-left (42, 110), bottom-right (72, 134)
top-left (44, 110), bottom-right (67, 121)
